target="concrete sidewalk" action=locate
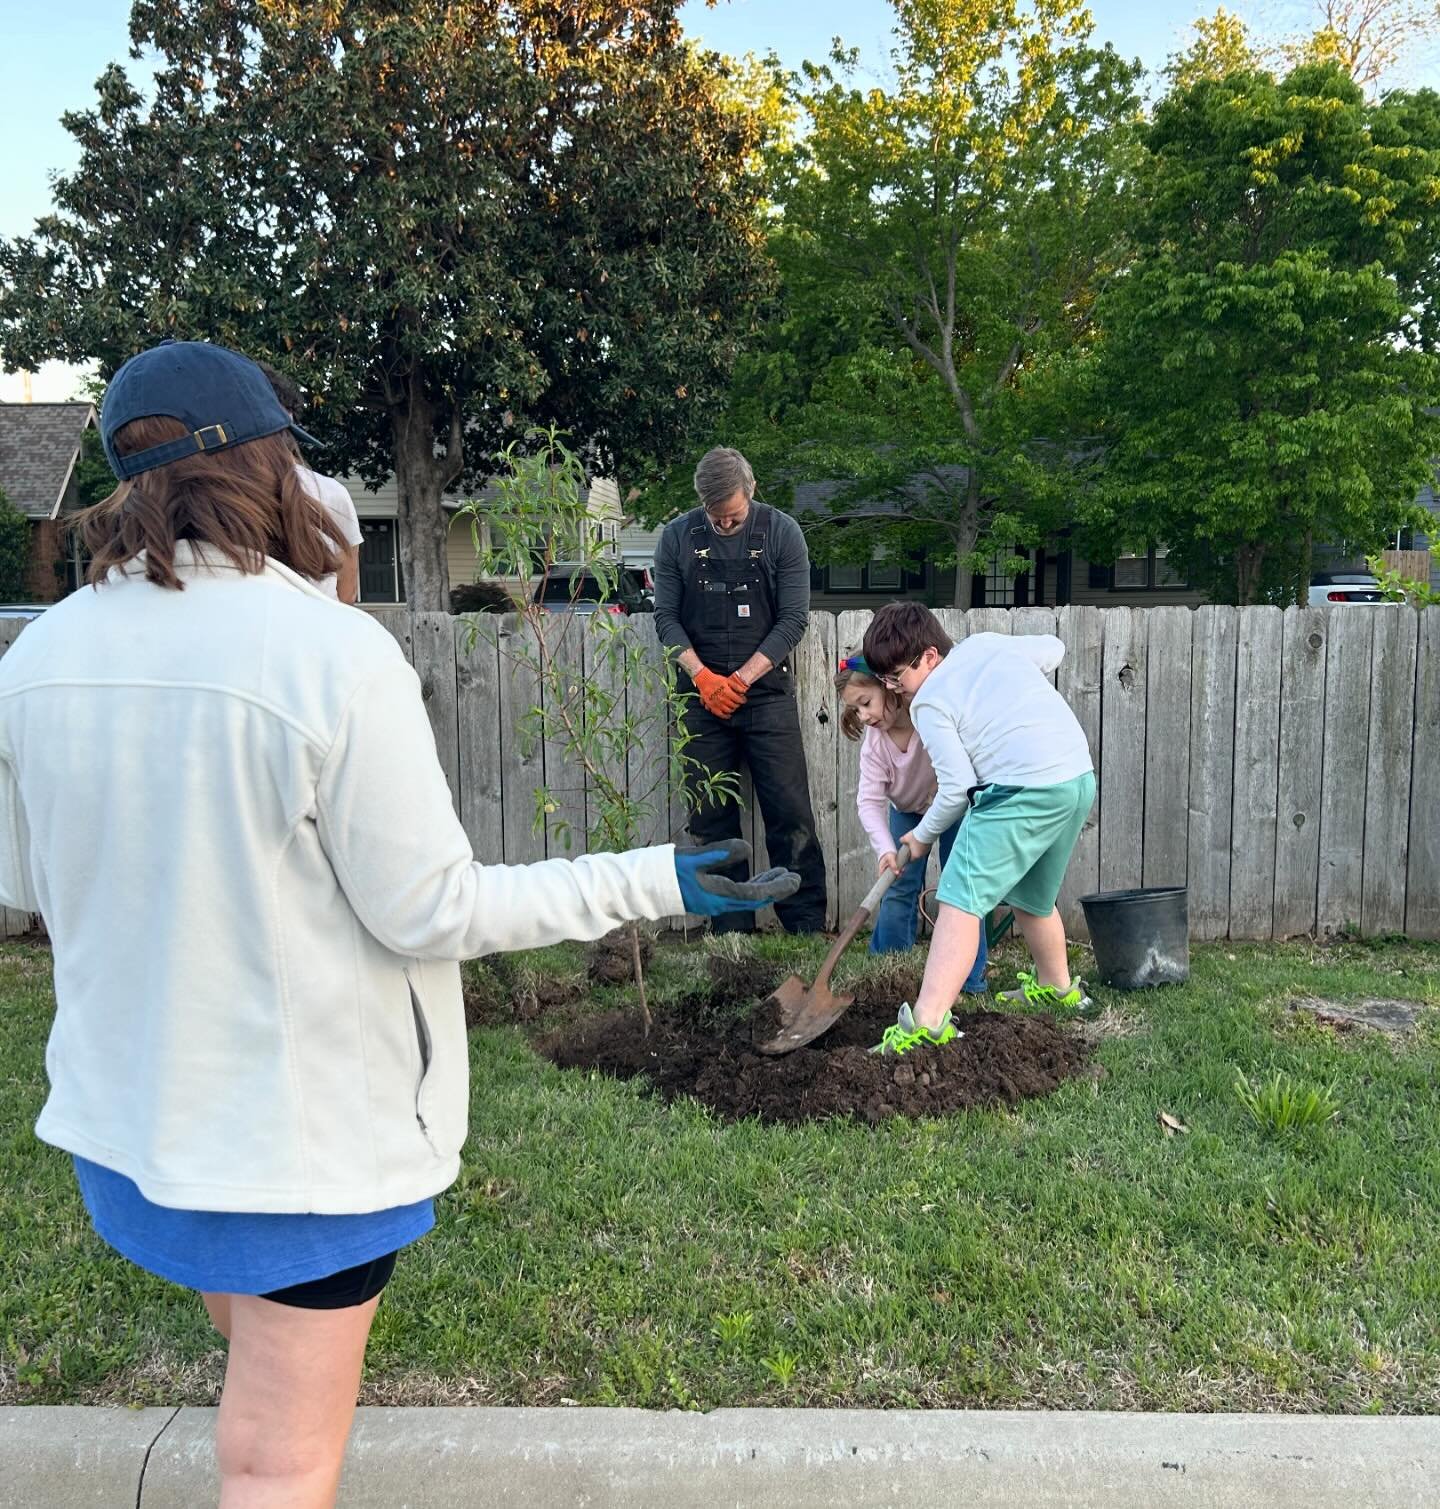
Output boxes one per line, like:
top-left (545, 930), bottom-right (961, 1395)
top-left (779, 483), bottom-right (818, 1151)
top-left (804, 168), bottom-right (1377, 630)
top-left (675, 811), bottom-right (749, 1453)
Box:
top-left (5, 1404), bottom-right (1438, 1507)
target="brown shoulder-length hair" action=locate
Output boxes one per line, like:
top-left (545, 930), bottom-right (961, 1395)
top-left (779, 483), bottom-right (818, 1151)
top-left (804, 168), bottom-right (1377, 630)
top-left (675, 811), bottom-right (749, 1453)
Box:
top-left (76, 416), bottom-right (348, 591)
top-left (835, 664), bottom-right (901, 742)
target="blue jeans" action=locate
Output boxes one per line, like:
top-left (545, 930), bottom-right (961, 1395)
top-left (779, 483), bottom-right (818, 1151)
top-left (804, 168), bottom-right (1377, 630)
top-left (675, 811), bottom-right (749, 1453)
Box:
top-left (869, 806), bottom-right (989, 992)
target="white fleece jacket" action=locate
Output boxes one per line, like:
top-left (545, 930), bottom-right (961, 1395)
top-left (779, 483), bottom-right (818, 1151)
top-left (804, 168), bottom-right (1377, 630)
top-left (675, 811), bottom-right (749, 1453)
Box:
top-left (0, 544), bottom-right (683, 1213)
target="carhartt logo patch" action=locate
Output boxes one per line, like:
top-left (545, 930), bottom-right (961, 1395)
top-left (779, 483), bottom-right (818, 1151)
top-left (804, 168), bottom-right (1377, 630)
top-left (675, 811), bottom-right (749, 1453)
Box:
top-left (737, 604), bottom-right (751, 618)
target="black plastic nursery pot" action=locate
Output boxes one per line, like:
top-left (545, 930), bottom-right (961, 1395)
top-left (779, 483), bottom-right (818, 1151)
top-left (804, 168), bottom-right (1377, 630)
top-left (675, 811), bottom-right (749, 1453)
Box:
top-left (1078, 886), bottom-right (1190, 991)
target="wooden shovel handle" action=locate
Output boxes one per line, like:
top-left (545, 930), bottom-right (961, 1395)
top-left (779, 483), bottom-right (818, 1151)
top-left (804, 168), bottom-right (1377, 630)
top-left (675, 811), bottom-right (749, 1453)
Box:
top-left (813, 847), bottom-right (911, 994)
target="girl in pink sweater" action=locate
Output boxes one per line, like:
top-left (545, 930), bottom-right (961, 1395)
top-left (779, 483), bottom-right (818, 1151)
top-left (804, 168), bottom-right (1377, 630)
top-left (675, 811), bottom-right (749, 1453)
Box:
top-left (837, 655), bottom-right (989, 985)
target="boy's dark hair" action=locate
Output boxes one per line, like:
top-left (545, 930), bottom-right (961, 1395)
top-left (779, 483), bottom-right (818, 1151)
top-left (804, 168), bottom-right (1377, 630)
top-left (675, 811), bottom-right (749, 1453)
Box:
top-left (254, 359), bottom-right (304, 418)
top-left (862, 601), bottom-right (955, 674)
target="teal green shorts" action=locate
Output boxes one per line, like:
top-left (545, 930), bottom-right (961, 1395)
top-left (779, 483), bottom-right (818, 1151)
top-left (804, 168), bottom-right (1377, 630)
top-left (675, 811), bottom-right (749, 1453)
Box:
top-left (935, 772), bottom-right (1096, 918)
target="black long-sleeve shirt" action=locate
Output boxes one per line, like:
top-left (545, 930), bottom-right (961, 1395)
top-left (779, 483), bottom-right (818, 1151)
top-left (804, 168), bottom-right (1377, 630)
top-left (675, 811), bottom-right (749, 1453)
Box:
top-left (652, 505), bottom-right (812, 669)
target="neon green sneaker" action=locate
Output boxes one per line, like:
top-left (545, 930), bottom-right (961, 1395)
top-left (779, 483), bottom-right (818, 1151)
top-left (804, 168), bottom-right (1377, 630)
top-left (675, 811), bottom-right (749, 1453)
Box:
top-left (996, 969), bottom-right (1093, 1012)
top-left (870, 1002), bottom-right (962, 1056)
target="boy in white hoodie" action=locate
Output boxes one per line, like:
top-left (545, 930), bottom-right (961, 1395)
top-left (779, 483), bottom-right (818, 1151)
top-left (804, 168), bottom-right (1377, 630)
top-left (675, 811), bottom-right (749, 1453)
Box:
top-left (860, 601), bottom-right (1095, 1055)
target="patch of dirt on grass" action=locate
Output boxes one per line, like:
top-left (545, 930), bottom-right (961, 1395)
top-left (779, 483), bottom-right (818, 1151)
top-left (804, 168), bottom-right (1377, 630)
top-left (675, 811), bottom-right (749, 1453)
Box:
top-left (706, 950), bottom-right (784, 1001)
top-left (1072, 1005), bottom-right (1146, 1046)
top-left (587, 927), bottom-right (654, 986)
top-left (542, 997), bottom-right (1089, 1126)
top-left (464, 957), bottom-right (584, 1028)
top-left (1289, 996), bottom-right (1420, 1036)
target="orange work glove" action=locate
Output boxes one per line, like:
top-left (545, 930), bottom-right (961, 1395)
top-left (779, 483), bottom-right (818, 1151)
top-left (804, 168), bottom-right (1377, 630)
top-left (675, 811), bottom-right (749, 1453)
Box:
top-left (724, 672), bottom-right (751, 708)
top-left (693, 666), bottom-right (745, 718)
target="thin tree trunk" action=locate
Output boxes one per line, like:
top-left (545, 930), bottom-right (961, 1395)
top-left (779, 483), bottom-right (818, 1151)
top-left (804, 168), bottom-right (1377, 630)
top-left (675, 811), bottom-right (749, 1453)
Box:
top-left (628, 919), bottom-right (651, 1036)
top-left (951, 478), bottom-right (983, 608)
top-left (1235, 543), bottom-right (1266, 606)
top-left (390, 393), bottom-right (452, 612)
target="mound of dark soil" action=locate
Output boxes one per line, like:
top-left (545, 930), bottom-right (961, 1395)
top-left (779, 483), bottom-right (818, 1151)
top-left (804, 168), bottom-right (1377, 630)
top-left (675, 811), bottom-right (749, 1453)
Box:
top-left (543, 996), bottom-right (1089, 1126)
top-left (706, 951), bottom-right (785, 1001)
top-left (587, 928), bottom-right (654, 985)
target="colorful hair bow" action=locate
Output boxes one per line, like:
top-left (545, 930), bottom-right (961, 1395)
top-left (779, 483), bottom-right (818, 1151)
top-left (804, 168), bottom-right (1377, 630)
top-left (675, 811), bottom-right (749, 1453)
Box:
top-left (838, 654), bottom-right (871, 675)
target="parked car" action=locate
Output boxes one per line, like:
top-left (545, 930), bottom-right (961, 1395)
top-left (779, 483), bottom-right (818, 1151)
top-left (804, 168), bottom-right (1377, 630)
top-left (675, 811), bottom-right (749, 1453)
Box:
top-left (1307, 571), bottom-right (1397, 606)
top-left (536, 564), bottom-right (652, 615)
top-left (0, 605), bottom-right (48, 621)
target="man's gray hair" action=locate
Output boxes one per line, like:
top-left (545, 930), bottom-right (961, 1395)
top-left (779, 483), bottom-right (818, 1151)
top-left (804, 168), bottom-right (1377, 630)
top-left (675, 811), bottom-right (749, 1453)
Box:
top-left (694, 446), bottom-right (755, 510)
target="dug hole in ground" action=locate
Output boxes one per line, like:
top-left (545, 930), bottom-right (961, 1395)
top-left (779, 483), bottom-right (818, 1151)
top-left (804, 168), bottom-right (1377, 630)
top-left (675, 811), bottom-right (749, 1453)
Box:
top-left (538, 946), bottom-right (1092, 1125)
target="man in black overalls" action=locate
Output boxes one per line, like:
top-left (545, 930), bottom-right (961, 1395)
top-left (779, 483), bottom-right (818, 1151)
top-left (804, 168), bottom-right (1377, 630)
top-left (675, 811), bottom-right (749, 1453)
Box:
top-left (653, 446), bottom-right (828, 933)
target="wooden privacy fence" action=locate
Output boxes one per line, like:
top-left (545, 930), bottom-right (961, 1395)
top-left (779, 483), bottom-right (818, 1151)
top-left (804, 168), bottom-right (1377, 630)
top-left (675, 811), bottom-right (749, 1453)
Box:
top-left (360, 604), bottom-right (1440, 942)
top-left (2, 606), bottom-right (1437, 941)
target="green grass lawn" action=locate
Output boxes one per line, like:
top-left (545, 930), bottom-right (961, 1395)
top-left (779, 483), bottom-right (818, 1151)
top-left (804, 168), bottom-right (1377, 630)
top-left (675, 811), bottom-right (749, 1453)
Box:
top-left (2, 930), bottom-right (1439, 1412)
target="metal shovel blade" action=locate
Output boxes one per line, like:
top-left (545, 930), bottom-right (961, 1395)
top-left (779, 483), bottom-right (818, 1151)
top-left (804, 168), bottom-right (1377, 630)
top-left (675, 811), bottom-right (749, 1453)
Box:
top-left (752, 973), bottom-right (856, 1056)
top-left (750, 851), bottom-right (910, 1056)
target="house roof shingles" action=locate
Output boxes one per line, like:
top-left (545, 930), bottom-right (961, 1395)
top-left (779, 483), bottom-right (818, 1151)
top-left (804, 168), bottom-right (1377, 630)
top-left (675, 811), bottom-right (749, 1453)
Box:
top-left (0, 403), bottom-right (97, 519)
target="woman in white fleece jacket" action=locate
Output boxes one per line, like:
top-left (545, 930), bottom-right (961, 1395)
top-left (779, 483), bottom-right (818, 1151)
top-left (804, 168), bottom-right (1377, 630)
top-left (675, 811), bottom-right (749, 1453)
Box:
top-left (0, 341), bottom-right (795, 1509)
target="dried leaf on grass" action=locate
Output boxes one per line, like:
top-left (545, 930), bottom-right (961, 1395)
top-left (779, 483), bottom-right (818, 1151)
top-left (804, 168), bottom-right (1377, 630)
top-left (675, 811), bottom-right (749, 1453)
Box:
top-left (1158, 1110), bottom-right (1189, 1136)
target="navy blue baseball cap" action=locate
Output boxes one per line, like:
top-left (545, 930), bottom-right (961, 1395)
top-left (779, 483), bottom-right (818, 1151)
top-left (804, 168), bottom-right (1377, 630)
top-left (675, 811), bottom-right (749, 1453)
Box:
top-left (101, 339), bottom-right (321, 480)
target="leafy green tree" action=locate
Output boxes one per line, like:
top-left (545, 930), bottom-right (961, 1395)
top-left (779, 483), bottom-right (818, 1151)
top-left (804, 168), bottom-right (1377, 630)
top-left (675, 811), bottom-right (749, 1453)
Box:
top-left (1165, 7), bottom-right (1261, 90)
top-left (0, 490), bottom-right (30, 602)
top-left (1079, 64), bottom-right (1440, 604)
top-left (0, 1), bottom-right (773, 610)
top-left (645, 0), bottom-right (1142, 606)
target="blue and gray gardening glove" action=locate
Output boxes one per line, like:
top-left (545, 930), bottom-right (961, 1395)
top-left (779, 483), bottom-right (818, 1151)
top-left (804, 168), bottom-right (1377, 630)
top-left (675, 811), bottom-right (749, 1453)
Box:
top-left (674, 839), bottom-right (801, 917)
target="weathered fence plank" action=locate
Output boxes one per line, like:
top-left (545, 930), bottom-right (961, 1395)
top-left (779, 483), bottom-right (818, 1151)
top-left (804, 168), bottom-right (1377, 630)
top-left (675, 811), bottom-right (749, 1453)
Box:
top-left (1228, 607), bottom-right (1284, 939)
top-left (540, 614), bottom-right (588, 858)
top-left (1407, 610), bottom-right (1440, 939)
top-left (411, 611), bottom-right (461, 809)
top-left (796, 612), bottom-right (840, 929)
top-left (1056, 606), bottom-right (1103, 934)
top-left (835, 609), bottom-right (874, 920)
top-left (1361, 607), bottom-right (1419, 936)
top-left (1011, 607), bottom-right (1058, 668)
top-left (581, 613), bottom-right (627, 854)
top-left (932, 609), bottom-right (968, 648)
top-left (1141, 607), bottom-right (1193, 890)
top-left (966, 608), bottom-right (1013, 638)
top-left (3, 605), bottom-right (1438, 942)
top-left (454, 616), bottom-right (504, 863)
top-left (1187, 607), bottom-right (1238, 940)
top-left (623, 618), bottom-right (669, 850)
top-left (1272, 608), bottom-right (1327, 938)
top-left (370, 607), bottom-right (414, 663)
top-left (1316, 607), bottom-right (1375, 935)
top-left (1099, 608), bottom-right (1146, 893)
top-left (496, 616), bottom-right (546, 866)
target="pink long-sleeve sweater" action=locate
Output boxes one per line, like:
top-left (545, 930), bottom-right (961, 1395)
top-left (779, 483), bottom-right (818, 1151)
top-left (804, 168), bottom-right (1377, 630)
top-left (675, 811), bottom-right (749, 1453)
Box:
top-left (857, 724), bottom-right (940, 858)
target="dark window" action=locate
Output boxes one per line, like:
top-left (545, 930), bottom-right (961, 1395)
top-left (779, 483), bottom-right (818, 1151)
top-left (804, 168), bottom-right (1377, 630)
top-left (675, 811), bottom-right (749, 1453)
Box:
top-left (984, 551), bottom-right (1017, 607)
top-left (1098, 547), bottom-right (1186, 592)
top-left (359, 520), bottom-right (402, 603)
top-left (1087, 560), bottom-right (1113, 590)
top-left (1114, 554), bottom-right (1149, 590)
